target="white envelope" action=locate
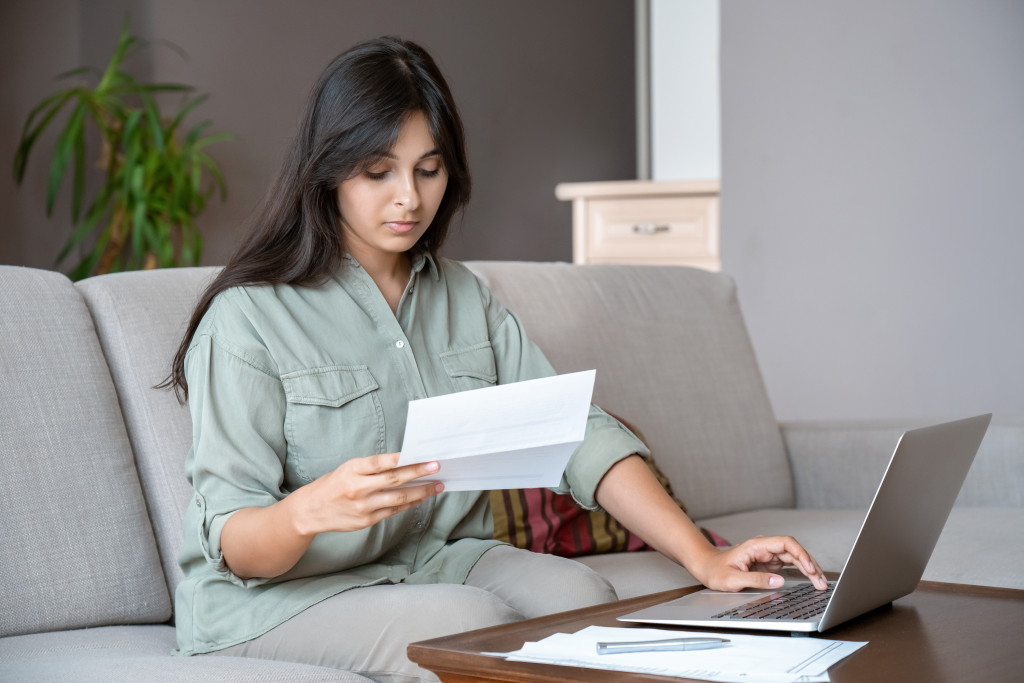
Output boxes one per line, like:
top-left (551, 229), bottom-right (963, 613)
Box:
top-left (397, 370), bottom-right (596, 491)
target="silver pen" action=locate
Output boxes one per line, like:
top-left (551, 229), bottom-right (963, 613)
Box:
top-left (596, 637), bottom-right (730, 655)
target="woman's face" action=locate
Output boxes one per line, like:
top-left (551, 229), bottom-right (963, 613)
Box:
top-left (336, 111), bottom-right (448, 270)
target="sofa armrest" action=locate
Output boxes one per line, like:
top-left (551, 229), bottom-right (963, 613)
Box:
top-left (780, 417), bottom-right (1024, 509)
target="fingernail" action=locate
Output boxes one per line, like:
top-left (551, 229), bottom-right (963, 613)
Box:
top-left (425, 461), bottom-right (439, 473)
top-left (434, 482), bottom-right (445, 493)
top-left (769, 575), bottom-right (783, 588)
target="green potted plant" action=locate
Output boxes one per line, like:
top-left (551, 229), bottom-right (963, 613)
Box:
top-left (13, 21), bottom-right (232, 280)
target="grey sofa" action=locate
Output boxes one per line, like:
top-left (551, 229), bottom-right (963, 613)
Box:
top-left (2, 261), bottom-right (1021, 681)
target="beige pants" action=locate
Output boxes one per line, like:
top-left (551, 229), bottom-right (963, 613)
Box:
top-left (210, 545), bottom-right (618, 682)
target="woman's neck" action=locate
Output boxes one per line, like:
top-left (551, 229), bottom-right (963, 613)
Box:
top-left (349, 250), bottom-right (411, 314)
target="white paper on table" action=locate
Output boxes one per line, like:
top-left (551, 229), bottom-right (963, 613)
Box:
top-left (397, 370), bottom-right (596, 491)
top-left (495, 626), bottom-right (867, 683)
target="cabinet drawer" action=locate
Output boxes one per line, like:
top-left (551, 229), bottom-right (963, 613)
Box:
top-left (584, 195), bottom-right (719, 266)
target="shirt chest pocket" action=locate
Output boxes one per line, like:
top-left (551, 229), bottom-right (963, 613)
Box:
top-left (440, 342), bottom-right (498, 393)
top-left (281, 366), bottom-right (385, 485)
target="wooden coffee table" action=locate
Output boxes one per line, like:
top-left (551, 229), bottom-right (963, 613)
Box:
top-left (408, 580), bottom-right (1024, 682)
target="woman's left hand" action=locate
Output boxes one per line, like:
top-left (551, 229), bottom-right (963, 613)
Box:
top-left (693, 535), bottom-right (828, 592)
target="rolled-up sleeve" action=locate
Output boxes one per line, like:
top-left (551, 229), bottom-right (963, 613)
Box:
top-left (483, 288), bottom-right (649, 511)
top-left (184, 330), bottom-right (288, 587)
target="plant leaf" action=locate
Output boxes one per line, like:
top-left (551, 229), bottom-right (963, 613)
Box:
top-left (119, 109), bottom-right (143, 199)
top-left (141, 90), bottom-right (165, 152)
top-left (58, 191), bottom-right (110, 264)
top-left (71, 108), bottom-right (87, 223)
top-left (45, 101), bottom-right (87, 216)
top-left (184, 120), bottom-right (212, 147)
top-left (18, 88), bottom-right (75, 140)
top-left (157, 219), bottom-right (174, 267)
top-left (167, 93), bottom-right (209, 138)
top-left (13, 89), bottom-right (76, 181)
top-left (131, 197), bottom-right (147, 262)
top-left (197, 152), bottom-right (228, 198)
top-left (97, 20), bottom-right (136, 92)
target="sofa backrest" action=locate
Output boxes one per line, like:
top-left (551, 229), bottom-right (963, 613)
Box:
top-left (77, 267), bottom-right (220, 597)
top-left (67, 261), bottom-right (792, 596)
top-left (466, 262), bottom-right (794, 520)
top-left (0, 266), bottom-right (171, 637)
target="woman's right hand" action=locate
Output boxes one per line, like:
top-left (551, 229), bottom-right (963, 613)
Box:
top-left (222, 452), bottom-right (441, 579)
top-left (294, 452), bottom-right (444, 536)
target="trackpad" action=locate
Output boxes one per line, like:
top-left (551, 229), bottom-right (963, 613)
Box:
top-left (679, 589), bottom-right (769, 610)
top-left (619, 589), bottom-right (770, 623)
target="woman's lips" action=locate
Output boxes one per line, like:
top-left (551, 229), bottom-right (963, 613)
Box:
top-left (385, 221), bottom-right (417, 233)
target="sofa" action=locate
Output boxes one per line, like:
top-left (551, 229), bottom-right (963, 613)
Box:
top-left (1, 261), bottom-right (1021, 682)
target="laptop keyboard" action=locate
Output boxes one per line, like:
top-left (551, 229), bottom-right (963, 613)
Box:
top-left (711, 583), bottom-right (835, 621)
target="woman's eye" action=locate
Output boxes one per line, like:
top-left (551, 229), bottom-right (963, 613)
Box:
top-left (365, 170), bottom-right (388, 181)
top-left (418, 168), bottom-right (441, 178)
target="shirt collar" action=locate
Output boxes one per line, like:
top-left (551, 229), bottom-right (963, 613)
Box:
top-left (410, 251), bottom-right (440, 281)
top-left (342, 251), bottom-right (440, 281)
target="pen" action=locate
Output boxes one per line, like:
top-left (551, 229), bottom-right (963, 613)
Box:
top-left (596, 637), bottom-right (730, 655)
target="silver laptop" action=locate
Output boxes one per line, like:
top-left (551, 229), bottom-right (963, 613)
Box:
top-left (619, 414), bottom-right (991, 634)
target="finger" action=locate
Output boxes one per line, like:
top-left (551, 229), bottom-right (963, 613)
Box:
top-left (750, 571), bottom-right (787, 590)
top-left (759, 536), bottom-right (828, 590)
top-left (348, 454), bottom-right (439, 489)
top-left (374, 460), bottom-right (441, 490)
top-left (714, 567), bottom-right (786, 592)
top-left (351, 452), bottom-right (402, 475)
top-left (368, 481), bottom-right (444, 519)
top-left (745, 536), bottom-right (810, 568)
top-left (735, 537), bottom-right (828, 590)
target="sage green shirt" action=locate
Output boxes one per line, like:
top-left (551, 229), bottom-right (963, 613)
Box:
top-left (174, 254), bottom-right (647, 655)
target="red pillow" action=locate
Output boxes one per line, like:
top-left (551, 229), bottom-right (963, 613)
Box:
top-left (490, 415), bottom-right (729, 557)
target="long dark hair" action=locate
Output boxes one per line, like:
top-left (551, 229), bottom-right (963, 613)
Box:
top-left (160, 36), bottom-right (471, 401)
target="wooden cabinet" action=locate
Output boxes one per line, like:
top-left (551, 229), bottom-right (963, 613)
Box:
top-left (555, 180), bottom-right (720, 271)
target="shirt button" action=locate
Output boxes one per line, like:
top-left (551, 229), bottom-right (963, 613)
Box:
top-left (395, 340), bottom-right (405, 349)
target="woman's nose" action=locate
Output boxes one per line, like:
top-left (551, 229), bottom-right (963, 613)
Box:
top-left (394, 174), bottom-right (420, 210)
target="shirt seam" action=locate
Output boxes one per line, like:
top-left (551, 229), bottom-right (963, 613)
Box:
top-left (195, 332), bottom-right (279, 379)
top-left (488, 306), bottom-right (511, 339)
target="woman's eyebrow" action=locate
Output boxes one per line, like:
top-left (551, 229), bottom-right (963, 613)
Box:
top-left (377, 149), bottom-right (441, 161)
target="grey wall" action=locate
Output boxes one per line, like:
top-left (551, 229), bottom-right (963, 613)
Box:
top-left (9, 1), bottom-right (1018, 425)
top-left (721, 0), bottom-right (1024, 421)
top-left (1, 0), bottom-right (635, 270)
top-left (1, 1), bottom-right (81, 271)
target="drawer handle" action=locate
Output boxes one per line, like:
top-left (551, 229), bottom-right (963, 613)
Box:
top-left (632, 224), bottom-right (671, 235)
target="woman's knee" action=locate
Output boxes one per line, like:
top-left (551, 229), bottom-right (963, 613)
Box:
top-left (467, 545), bottom-right (618, 618)
top-left (536, 557), bottom-right (618, 611)
top-left (424, 584), bottom-right (524, 633)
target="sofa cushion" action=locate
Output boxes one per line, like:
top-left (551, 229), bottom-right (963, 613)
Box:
top-left (575, 551), bottom-right (700, 599)
top-left (0, 625), bottom-right (371, 682)
top-left (0, 267), bottom-right (171, 637)
top-left (466, 261), bottom-right (794, 519)
top-left (77, 267), bottom-right (220, 597)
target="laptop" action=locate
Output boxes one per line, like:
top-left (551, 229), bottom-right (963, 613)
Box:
top-left (618, 414), bottom-right (992, 634)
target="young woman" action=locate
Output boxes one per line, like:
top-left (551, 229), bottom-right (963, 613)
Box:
top-left (166, 36), bottom-right (826, 681)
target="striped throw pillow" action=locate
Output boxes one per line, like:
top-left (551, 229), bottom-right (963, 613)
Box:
top-left (489, 416), bottom-right (729, 557)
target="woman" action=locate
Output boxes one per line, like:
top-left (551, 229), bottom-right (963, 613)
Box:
top-left (165, 36), bottom-right (826, 681)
